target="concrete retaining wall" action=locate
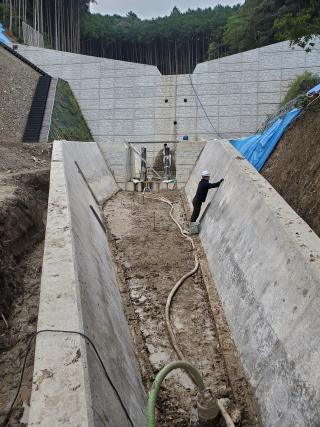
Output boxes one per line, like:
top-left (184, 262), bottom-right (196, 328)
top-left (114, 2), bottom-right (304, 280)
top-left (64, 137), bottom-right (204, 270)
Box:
top-left (175, 140), bottom-right (206, 187)
top-left (17, 40), bottom-right (320, 142)
top-left (29, 141), bottom-right (146, 426)
top-left (185, 139), bottom-right (320, 426)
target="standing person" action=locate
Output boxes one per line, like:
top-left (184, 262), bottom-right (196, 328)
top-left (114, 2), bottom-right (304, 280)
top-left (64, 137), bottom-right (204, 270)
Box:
top-left (163, 143), bottom-right (171, 178)
top-left (191, 171), bottom-right (224, 223)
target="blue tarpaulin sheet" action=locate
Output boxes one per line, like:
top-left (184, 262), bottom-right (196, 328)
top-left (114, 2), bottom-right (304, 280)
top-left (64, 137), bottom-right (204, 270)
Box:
top-left (0, 22), bottom-right (11, 45)
top-left (229, 108), bottom-right (301, 171)
top-left (307, 83), bottom-right (320, 95)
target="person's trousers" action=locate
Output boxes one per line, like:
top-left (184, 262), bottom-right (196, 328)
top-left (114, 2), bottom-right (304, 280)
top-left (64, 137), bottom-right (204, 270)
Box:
top-left (191, 198), bottom-right (202, 222)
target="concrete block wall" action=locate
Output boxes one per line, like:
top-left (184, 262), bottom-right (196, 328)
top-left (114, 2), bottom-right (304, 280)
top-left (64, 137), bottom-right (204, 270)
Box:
top-left (185, 139), bottom-right (320, 426)
top-left (193, 40), bottom-right (320, 138)
top-left (17, 40), bottom-right (320, 143)
top-left (98, 142), bottom-right (129, 186)
top-left (175, 140), bottom-right (206, 187)
top-left (16, 45), bottom-right (163, 143)
top-left (129, 142), bottom-right (176, 177)
top-left (29, 141), bottom-right (146, 426)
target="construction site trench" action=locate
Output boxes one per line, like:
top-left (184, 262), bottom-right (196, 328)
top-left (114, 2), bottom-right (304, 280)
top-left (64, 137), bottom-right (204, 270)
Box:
top-left (104, 190), bottom-right (261, 427)
top-left (0, 169), bottom-right (49, 426)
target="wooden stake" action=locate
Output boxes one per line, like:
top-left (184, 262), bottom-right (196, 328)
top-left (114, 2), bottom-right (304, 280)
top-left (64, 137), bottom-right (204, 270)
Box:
top-left (1, 313), bottom-right (8, 328)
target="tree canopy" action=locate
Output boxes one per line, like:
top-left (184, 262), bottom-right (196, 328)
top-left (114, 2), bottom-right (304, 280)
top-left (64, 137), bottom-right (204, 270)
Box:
top-left (81, 5), bottom-right (239, 74)
top-left (222, 0), bottom-right (320, 54)
top-left (274, 0), bottom-right (320, 51)
top-left (1, 0), bottom-right (319, 74)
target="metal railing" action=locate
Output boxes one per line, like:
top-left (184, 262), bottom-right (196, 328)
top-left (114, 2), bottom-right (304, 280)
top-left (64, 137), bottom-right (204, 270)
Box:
top-left (22, 21), bottom-right (44, 48)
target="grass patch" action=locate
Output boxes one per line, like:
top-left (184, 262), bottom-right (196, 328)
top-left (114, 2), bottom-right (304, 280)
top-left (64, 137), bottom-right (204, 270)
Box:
top-left (282, 71), bottom-right (320, 106)
top-left (49, 79), bottom-right (93, 142)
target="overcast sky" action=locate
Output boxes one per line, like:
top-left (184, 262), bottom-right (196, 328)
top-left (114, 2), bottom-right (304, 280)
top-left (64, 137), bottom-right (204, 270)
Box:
top-left (90, 1), bottom-right (243, 20)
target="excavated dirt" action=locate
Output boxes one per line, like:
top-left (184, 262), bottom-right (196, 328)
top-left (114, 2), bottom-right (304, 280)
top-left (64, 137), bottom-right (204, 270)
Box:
top-left (0, 42), bottom-right (52, 426)
top-left (262, 96), bottom-right (320, 237)
top-left (0, 170), bottom-right (49, 426)
top-left (104, 191), bottom-right (261, 427)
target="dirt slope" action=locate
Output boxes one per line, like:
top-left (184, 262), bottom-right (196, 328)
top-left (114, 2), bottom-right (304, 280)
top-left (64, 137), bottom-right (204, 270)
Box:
top-left (262, 96), bottom-right (320, 237)
top-left (0, 46), bottom-right (39, 144)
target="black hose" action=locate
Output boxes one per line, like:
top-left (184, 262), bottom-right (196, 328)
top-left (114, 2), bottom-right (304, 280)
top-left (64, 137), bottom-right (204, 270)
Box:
top-left (2, 329), bottom-right (134, 427)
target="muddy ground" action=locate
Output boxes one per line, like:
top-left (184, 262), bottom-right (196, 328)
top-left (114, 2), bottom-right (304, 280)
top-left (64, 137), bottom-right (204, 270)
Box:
top-left (104, 191), bottom-right (261, 427)
top-left (0, 169), bottom-right (49, 426)
top-left (262, 96), bottom-right (320, 237)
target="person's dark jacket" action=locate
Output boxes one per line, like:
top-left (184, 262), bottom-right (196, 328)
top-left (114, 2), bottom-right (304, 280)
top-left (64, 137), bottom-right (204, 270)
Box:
top-left (193, 178), bottom-right (223, 203)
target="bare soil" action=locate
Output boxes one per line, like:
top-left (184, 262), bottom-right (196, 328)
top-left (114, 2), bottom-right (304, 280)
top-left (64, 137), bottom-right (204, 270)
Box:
top-left (104, 191), bottom-right (261, 427)
top-left (0, 46), bottom-right (39, 144)
top-left (0, 170), bottom-right (49, 426)
top-left (262, 96), bottom-right (320, 237)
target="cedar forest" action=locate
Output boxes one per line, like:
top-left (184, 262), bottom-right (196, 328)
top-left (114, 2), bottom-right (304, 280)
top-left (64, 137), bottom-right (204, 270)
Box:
top-left (1, 0), bottom-right (319, 74)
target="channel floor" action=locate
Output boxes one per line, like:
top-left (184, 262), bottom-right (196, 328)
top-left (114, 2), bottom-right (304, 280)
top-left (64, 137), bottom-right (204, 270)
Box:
top-left (104, 190), bottom-right (261, 427)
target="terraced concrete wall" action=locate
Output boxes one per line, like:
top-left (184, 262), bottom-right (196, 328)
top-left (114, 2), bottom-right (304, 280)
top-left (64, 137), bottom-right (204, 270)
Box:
top-left (17, 40), bottom-right (320, 142)
top-left (29, 141), bottom-right (146, 426)
top-left (185, 139), bottom-right (320, 426)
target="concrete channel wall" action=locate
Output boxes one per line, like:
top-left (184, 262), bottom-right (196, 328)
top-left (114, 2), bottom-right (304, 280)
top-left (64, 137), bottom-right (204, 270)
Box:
top-left (16, 40), bottom-right (320, 142)
top-left (29, 141), bottom-right (146, 426)
top-left (185, 140), bottom-right (320, 426)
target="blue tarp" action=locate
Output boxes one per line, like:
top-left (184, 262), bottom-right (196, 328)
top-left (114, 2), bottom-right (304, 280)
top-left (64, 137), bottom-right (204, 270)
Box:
top-left (307, 83), bottom-right (320, 95)
top-left (0, 22), bottom-right (11, 46)
top-left (229, 108), bottom-right (301, 171)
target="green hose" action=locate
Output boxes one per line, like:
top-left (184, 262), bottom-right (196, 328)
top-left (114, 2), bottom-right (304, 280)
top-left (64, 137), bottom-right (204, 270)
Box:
top-left (147, 361), bottom-right (206, 427)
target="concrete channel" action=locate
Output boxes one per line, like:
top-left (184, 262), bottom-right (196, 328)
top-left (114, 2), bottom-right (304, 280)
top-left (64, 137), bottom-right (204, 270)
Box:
top-left (27, 139), bottom-right (320, 426)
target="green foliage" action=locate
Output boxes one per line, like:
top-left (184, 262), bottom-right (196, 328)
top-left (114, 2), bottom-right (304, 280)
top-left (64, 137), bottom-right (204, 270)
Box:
top-left (207, 41), bottom-right (217, 60)
top-left (43, 32), bottom-right (53, 49)
top-left (49, 80), bottom-right (93, 142)
top-left (223, 0), bottom-right (283, 53)
top-left (274, 0), bottom-right (320, 51)
top-left (282, 71), bottom-right (320, 105)
top-left (222, 0), bottom-right (320, 54)
top-left (80, 0), bottom-right (319, 70)
top-left (80, 4), bottom-right (239, 73)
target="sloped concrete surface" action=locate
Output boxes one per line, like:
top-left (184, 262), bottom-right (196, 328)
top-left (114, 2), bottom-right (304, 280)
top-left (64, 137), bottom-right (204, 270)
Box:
top-left (185, 140), bottom-right (320, 426)
top-left (29, 141), bottom-right (146, 426)
top-left (62, 141), bottom-right (118, 202)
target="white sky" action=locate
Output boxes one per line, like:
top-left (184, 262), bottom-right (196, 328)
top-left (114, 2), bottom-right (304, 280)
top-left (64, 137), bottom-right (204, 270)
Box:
top-left (90, 0), bottom-right (243, 20)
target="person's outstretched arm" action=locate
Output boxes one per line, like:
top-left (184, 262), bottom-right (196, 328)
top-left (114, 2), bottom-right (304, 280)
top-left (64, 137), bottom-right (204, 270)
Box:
top-left (206, 178), bottom-right (224, 189)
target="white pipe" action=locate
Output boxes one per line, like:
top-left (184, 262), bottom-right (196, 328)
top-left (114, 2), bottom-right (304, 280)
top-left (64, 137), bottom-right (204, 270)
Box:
top-left (144, 191), bottom-right (236, 426)
top-left (143, 192), bottom-right (198, 361)
top-left (218, 399), bottom-right (236, 427)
